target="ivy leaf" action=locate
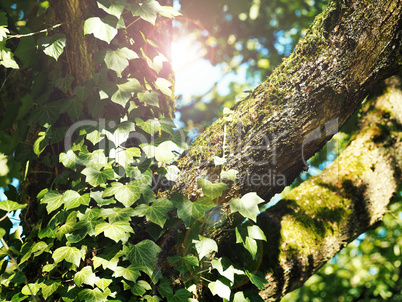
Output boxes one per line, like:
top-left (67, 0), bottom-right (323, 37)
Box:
top-left (142, 141), bottom-right (179, 164)
top-left (81, 167), bottom-right (115, 186)
top-left (135, 118), bottom-right (161, 135)
top-left (14, 28), bottom-right (36, 68)
top-left (0, 200), bottom-right (26, 212)
top-left (103, 47), bottom-right (138, 76)
top-left (229, 192), bottom-right (264, 222)
top-left (143, 198), bottom-right (174, 228)
top-left (0, 228), bottom-right (5, 239)
top-left (137, 90), bottom-right (159, 107)
top-left (166, 289), bottom-right (192, 302)
top-left (208, 279), bottom-right (231, 301)
top-left (102, 180), bottom-right (145, 207)
top-left (55, 74), bottom-right (74, 93)
top-left (100, 207), bottom-right (135, 223)
top-left (211, 258), bottom-right (244, 283)
top-left (41, 191), bottom-right (64, 214)
top-left (113, 265), bottom-right (142, 282)
top-left (63, 190), bottom-right (90, 210)
top-left (0, 41), bottom-right (19, 69)
top-left (113, 147), bottom-right (141, 169)
top-left (158, 6), bottom-right (182, 18)
top-left (60, 150), bottom-right (79, 170)
top-left (93, 254), bottom-right (119, 271)
top-left (168, 255), bottom-right (199, 275)
top-left (198, 179), bottom-right (228, 200)
top-left (124, 239), bottom-right (161, 277)
top-left (31, 101), bottom-right (60, 126)
top-left (95, 220), bottom-right (133, 243)
top-left (78, 288), bottom-right (110, 302)
top-left (52, 246), bottom-right (83, 267)
top-left (131, 0), bottom-right (162, 25)
top-left (95, 278), bottom-right (112, 291)
top-left (130, 280), bottom-right (152, 296)
top-left (22, 283), bottom-right (41, 296)
top-left (38, 33), bottom-right (66, 61)
top-left (0, 26), bottom-right (9, 42)
top-left (41, 280), bottom-right (61, 299)
top-left (102, 78), bottom-right (142, 106)
top-left (60, 97), bottom-right (83, 121)
top-left (193, 235), bottom-right (218, 260)
top-left (90, 191), bottom-right (116, 207)
top-left (84, 15), bottom-right (119, 43)
top-left (74, 266), bottom-right (98, 287)
top-left (233, 291), bottom-right (251, 302)
top-left (220, 169), bottom-right (238, 182)
top-left (97, 0), bottom-right (126, 18)
top-left (0, 153), bottom-right (8, 176)
top-left (56, 211), bottom-right (77, 240)
top-left (245, 270), bottom-right (268, 290)
top-left (173, 196), bottom-right (215, 227)
top-left (154, 77), bottom-right (172, 96)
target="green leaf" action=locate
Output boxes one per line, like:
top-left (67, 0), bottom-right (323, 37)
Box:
top-left (21, 283), bottom-right (41, 296)
top-left (113, 265), bottom-right (141, 282)
top-left (113, 147), bottom-right (141, 169)
top-left (198, 179), bottom-right (228, 200)
top-left (102, 180), bottom-right (145, 207)
top-left (55, 74), bottom-right (74, 93)
top-left (97, 0), bottom-right (126, 18)
top-left (14, 28), bottom-right (36, 68)
top-left (233, 291), bottom-right (251, 302)
top-left (90, 191), bottom-right (116, 207)
top-left (135, 118), bottom-right (161, 135)
top-left (74, 266), bottom-right (98, 287)
top-left (56, 211), bottom-right (77, 240)
top-left (220, 169), bottom-right (238, 182)
top-left (31, 101), bottom-right (60, 126)
top-left (63, 190), bottom-right (90, 210)
top-left (168, 255), bottom-right (199, 275)
top-left (208, 279), bottom-right (231, 300)
top-left (0, 228), bottom-right (5, 239)
top-left (103, 47), bottom-right (138, 76)
top-left (41, 280), bottom-right (61, 299)
top-left (193, 235), bottom-right (218, 260)
top-left (130, 280), bottom-right (152, 296)
top-left (0, 26), bottom-right (9, 42)
top-left (166, 289), bottom-right (192, 302)
top-left (78, 288), bottom-right (110, 302)
top-left (60, 97), bottom-right (83, 121)
top-left (138, 90), bottom-right (159, 107)
top-left (95, 220), bottom-right (133, 243)
top-left (60, 150), bottom-right (79, 169)
top-left (95, 278), bottom-right (112, 291)
top-left (143, 198), bottom-right (174, 228)
top-left (245, 270), bottom-right (268, 290)
top-left (52, 246), bottom-right (83, 267)
top-left (229, 192), bottom-right (264, 222)
top-left (0, 153), bottom-right (8, 176)
top-left (173, 196), bottom-right (215, 227)
top-left (41, 191), bottom-right (64, 214)
top-left (81, 167), bottom-right (115, 186)
top-left (93, 254), bottom-right (119, 271)
top-left (158, 6), bottom-right (182, 18)
top-left (84, 15), bottom-right (119, 43)
top-left (124, 239), bottom-right (161, 277)
top-left (154, 77), bottom-right (172, 96)
top-left (0, 41), bottom-right (19, 69)
top-left (0, 200), bottom-right (26, 212)
top-left (100, 207), bottom-right (135, 223)
top-left (38, 33), bottom-right (66, 61)
top-left (142, 141), bottom-right (178, 163)
top-left (102, 78), bottom-right (142, 106)
top-left (211, 258), bottom-right (244, 283)
top-left (131, 0), bottom-right (162, 25)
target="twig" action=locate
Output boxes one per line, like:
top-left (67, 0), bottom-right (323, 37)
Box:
top-left (6, 24), bottom-right (63, 39)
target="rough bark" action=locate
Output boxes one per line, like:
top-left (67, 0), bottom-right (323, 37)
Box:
top-left (175, 0), bottom-right (402, 202)
top-left (168, 0), bottom-right (402, 300)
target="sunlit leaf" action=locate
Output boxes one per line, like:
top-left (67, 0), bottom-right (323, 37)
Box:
top-left (173, 196), bottom-right (215, 227)
top-left (135, 118), bottom-right (161, 135)
top-left (245, 270), bottom-right (268, 290)
top-left (142, 141), bottom-right (178, 163)
top-left (193, 235), bottom-right (218, 260)
top-left (78, 288), bottom-right (110, 302)
top-left (198, 179), bottom-right (228, 200)
top-left (52, 246), bottom-right (83, 267)
top-left (113, 265), bottom-right (141, 282)
top-left (84, 15), bottom-right (119, 43)
top-left (97, 0), bottom-right (126, 18)
top-left (142, 198), bottom-right (174, 228)
top-left (103, 47), bottom-right (138, 76)
top-left (74, 266), bottom-right (98, 287)
top-left (229, 192), bottom-right (264, 222)
top-left (95, 220), bottom-right (133, 243)
top-left (41, 191), bottom-right (64, 214)
top-left (102, 180), bottom-right (145, 207)
top-left (131, 0), bottom-right (162, 25)
top-left (0, 41), bottom-right (19, 69)
top-left (124, 239), bottom-right (161, 277)
top-left (154, 77), bottom-right (172, 96)
top-left (0, 200), bottom-right (26, 212)
top-left (81, 167), bottom-right (115, 186)
top-left (100, 207), bottom-right (135, 223)
top-left (38, 33), bottom-right (66, 61)
top-left (208, 279), bottom-right (231, 300)
top-left (138, 90), bottom-right (159, 107)
top-left (63, 190), bottom-right (90, 210)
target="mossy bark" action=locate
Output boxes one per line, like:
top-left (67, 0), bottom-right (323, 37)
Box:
top-left (170, 0), bottom-right (402, 300)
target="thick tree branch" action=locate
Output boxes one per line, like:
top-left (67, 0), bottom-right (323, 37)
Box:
top-left (252, 76), bottom-right (402, 300)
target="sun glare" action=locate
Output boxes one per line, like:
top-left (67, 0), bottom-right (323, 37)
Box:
top-left (172, 38), bottom-right (221, 100)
